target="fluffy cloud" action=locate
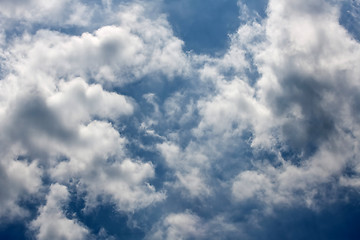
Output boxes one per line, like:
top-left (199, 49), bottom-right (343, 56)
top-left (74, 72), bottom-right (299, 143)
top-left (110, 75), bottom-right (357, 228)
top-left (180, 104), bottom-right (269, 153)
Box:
top-left (232, 170), bottom-right (272, 202)
top-left (0, 0), bottom-right (92, 26)
top-left (0, 83), bottom-right (163, 212)
top-left (232, 133), bottom-right (360, 207)
top-left (0, 77), bottom-right (133, 161)
top-left (30, 184), bottom-right (90, 240)
top-left (195, 78), bottom-right (271, 144)
top-left (51, 121), bottom-right (165, 211)
top-left (146, 212), bottom-right (242, 240)
top-left (0, 154), bottom-right (42, 221)
top-left (157, 142), bottom-right (210, 197)
top-left (226, 0), bottom-right (360, 208)
top-left (47, 78), bottom-right (134, 125)
top-left (1, 3), bottom-right (188, 88)
top-left (156, 0), bottom-right (360, 212)
top-left (146, 212), bottom-right (205, 240)
top-left (255, 0), bottom-right (360, 148)
top-left (0, 0), bottom-right (170, 226)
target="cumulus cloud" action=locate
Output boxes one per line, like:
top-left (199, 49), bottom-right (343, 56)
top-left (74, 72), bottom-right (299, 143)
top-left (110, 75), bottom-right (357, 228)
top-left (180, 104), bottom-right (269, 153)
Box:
top-left (146, 211), bottom-right (242, 240)
top-left (47, 78), bottom-right (134, 124)
top-left (233, 133), bottom-right (360, 207)
top-left (232, 170), bottom-right (272, 202)
top-left (195, 78), bottom-right (271, 144)
top-left (255, 0), bottom-right (360, 149)
top-left (0, 0), bottom-right (93, 26)
top-left (157, 141), bottom-right (210, 197)
top-left (51, 121), bottom-right (165, 211)
top-left (0, 0), bottom-right (169, 230)
top-left (1, 3), bottom-right (188, 88)
top-left (146, 211), bottom-right (205, 240)
top-left (0, 155), bottom-right (42, 221)
top-left (30, 184), bottom-right (90, 240)
top-left (153, 0), bottom-right (360, 215)
top-left (224, 0), bottom-right (360, 209)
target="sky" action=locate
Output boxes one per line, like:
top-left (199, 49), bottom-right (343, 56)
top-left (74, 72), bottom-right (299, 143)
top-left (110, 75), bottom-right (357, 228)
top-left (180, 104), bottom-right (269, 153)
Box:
top-left (0, 0), bottom-right (360, 239)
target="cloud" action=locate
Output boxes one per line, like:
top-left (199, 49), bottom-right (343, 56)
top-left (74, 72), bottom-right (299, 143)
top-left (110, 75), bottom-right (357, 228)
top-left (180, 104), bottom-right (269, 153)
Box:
top-left (0, 77), bottom-right (133, 160)
top-left (47, 78), bottom-right (134, 124)
top-left (227, 0), bottom-right (360, 208)
top-left (0, 0), bottom-right (192, 209)
top-left (255, 0), bottom-right (360, 149)
top-left (1, 3), bottom-right (188, 88)
top-left (0, 0), bottom-right (92, 26)
top-left (30, 183), bottom-right (90, 240)
top-left (154, 0), bottom-right (360, 215)
top-left (157, 141), bottom-right (210, 198)
top-left (146, 211), bottom-right (242, 240)
top-left (47, 121), bottom-right (165, 211)
top-left (0, 76), bottom-right (161, 218)
top-left (146, 211), bottom-right (205, 240)
top-left (49, 120), bottom-right (165, 212)
top-left (0, 155), bottom-right (42, 221)
top-left (0, 0), bottom-right (170, 226)
top-left (195, 78), bottom-right (271, 144)
top-left (232, 170), bottom-right (272, 202)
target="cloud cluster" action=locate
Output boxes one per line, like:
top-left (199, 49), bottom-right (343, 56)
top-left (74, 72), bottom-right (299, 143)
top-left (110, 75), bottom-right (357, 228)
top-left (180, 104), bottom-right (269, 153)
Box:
top-left (176, 0), bottom-right (360, 207)
top-left (0, 0), bottom-right (93, 30)
top-left (1, 0), bottom-right (360, 239)
top-left (146, 211), bottom-right (241, 240)
top-left (2, 5), bottom-right (187, 88)
top-left (0, 153), bottom-right (42, 222)
top-left (30, 184), bottom-right (90, 240)
top-left (0, 0), bottom-right (178, 233)
top-left (155, 0), bottom-right (360, 236)
top-left (232, 0), bottom-right (360, 205)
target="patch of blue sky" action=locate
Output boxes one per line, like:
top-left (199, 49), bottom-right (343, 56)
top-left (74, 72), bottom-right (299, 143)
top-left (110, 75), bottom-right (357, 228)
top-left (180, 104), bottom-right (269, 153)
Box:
top-left (241, 0), bottom-right (268, 18)
top-left (162, 0), bottom-right (240, 56)
top-left (67, 194), bottom-right (146, 239)
top-left (339, 0), bottom-right (360, 42)
top-left (246, 198), bottom-right (360, 240)
top-left (0, 222), bottom-right (27, 240)
top-left (162, 0), bottom-right (268, 56)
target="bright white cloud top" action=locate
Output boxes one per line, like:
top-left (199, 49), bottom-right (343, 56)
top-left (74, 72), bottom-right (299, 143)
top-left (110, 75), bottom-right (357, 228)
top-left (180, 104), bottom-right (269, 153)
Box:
top-left (1, 0), bottom-right (360, 239)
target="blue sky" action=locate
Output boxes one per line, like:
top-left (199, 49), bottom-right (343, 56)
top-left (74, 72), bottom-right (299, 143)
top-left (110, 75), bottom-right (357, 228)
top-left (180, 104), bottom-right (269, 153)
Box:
top-left (1, 0), bottom-right (360, 239)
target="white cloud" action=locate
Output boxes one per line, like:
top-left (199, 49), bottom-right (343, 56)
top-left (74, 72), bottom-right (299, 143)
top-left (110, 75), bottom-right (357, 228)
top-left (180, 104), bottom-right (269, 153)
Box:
top-left (0, 0), bottom-right (92, 26)
top-left (0, 77), bottom-right (133, 165)
top-left (177, 0), bottom-right (360, 211)
top-left (1, 3), bottom-right (188, 88)
top-left (47, 78), bottom-right (134, 125)
top-left (232, 170), bottom-right (272, 202)
top-left (51, 121), bottom-right (165, 211)
top-left (30, 183), bottom-right (90, 240)
top-left (0, 153), bottom-right (42, 221)
top-left (146, 212), bottom-right (205, 240)
top-left (241, 0), bottom-right (360, 206)
top-left (146, 212), bottom-right (242, 240)
top-left (0, 1), bottom-right (180, 217)
top-left (157, 142), bottom-right (210, 197)
top-left (195, 78), bottom-right (272, 145)
top-left (232, 133), bottom-right (360, 209)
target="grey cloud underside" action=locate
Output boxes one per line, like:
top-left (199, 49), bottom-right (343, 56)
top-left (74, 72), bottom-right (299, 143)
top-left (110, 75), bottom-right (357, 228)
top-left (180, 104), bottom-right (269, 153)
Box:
top-left (1, 0), bottom-right (360, 239)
